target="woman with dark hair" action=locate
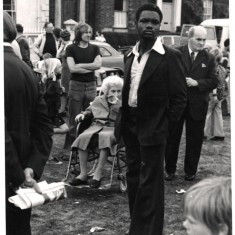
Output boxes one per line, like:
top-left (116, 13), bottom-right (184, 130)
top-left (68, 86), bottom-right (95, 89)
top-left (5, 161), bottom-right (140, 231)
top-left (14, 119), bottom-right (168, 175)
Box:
top-left (65, 22), bottom-right (102, 144)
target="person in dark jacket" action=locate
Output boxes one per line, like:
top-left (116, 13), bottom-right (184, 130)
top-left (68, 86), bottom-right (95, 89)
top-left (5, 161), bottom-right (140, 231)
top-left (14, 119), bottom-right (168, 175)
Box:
top-left (4, 11), bottom-right (53, 235)
top-left (15, 23), bottom-right (33, 68)
top-left (117, 4), bottom-right (187, 235)
top-left (165, 26), bottom-right (218, 182)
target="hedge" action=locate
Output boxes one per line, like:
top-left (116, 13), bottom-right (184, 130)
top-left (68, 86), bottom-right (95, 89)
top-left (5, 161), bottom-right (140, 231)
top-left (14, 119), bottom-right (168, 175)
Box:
top-left (102, 30), bottom-right (180, 50)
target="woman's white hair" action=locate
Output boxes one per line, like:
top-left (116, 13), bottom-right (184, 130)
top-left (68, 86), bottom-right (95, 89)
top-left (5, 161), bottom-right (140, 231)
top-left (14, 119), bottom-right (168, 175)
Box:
top-left (101, 75), bottom-right (123, 95)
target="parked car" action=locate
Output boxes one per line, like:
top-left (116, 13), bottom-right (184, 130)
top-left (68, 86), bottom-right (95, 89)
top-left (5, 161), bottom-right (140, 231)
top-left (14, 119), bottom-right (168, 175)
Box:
top-left (180, 24), bottom-right (218, 48)
top-left (117, 45), bottom-right (133, 54)
top-left (90, 40), bottom-right (124, 74)
top-left (200, 19), bottom-right (229, 50)
top-left (29, 38), bottom-right (125, 74)
top-left (159, 35), bottom-right (181, 48)
top-left (117, 35), bottom-right (180, 53)
top-left (179, 22), bottom-right (229, 49)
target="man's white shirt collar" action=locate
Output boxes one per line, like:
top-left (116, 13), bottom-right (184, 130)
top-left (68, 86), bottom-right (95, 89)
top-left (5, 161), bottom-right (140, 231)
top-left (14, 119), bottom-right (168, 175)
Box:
top-left (3, 42), bottom-right (12, 47)
top-left (188, 46), bottom-right (199, 57)
top-left (127, 37), bottom-right (165, 57)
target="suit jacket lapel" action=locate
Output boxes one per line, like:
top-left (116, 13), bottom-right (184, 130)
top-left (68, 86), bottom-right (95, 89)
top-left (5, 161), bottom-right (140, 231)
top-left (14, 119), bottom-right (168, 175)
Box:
top-left (182, 46), bottom-right (191, 73)
top-left (139, 50), bottom-right (163, 87)
top-left (124, 55), bottom-right (134, 82)
top-left (123, 54), bottom-right (134, 103)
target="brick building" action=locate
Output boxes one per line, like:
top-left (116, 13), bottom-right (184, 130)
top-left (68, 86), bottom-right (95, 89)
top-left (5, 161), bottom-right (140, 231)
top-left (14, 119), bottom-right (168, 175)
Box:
top-left (49, 0), bottom-right (183, 33)
top-left (3, 0), bottom-right (229, 34)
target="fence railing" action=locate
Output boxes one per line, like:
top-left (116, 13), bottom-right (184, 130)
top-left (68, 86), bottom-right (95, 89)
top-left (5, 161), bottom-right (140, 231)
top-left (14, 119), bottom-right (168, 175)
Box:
top-left (24, 28), bottom-right (44, 34)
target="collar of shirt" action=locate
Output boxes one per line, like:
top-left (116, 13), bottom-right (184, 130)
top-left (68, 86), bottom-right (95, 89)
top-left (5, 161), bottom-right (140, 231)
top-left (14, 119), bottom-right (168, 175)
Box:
top-left (3, 42), bottom-right (12, 47)
top-left (188, 46), bottom-right (198, 58)
top-left (127, 37), bottom-right (165, 57)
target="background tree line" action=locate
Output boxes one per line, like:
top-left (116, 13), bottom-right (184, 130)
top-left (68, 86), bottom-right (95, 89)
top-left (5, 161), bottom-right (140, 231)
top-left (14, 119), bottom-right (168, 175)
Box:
top-left (181, 0), bottom-right (229, 25)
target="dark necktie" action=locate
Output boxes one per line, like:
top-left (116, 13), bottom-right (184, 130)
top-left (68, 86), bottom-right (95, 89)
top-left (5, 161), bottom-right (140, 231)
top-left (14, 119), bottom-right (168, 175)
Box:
top-left (190, 51), bottom-right (195, 65)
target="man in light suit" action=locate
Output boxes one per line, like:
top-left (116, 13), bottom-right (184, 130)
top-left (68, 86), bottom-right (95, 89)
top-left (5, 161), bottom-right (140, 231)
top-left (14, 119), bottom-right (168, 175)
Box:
top-left (165, 26), bottom-right (218, 181)
top-left (119, 4), bottom-right (187, 235)
top-left (33, 22), bottom-right (58, 59)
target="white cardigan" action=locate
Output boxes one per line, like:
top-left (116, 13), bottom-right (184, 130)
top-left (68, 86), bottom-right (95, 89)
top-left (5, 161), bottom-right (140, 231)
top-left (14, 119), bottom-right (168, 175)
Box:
top-left (33, 33), bottom-right (58, 57)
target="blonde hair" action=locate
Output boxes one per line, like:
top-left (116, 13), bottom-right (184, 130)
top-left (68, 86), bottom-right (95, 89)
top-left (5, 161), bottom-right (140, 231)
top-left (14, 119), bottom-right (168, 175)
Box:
top-left (43, 53), bottom-right (53, 60)
top-left (184, 176), bottom-right (231, 235)
top-left (101, 75), bottom-right (123, 96)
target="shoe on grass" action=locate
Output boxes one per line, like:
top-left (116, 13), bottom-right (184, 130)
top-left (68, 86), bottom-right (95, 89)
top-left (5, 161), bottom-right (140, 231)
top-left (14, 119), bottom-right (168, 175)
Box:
top-left (90, 179), bottom-right (101, 188)
top-left (184, 174), bottom-right (196, 181)
top-left (69, 178), bottom-right (87, 186)
top-left (47, 156), bottom-right (63, 165)
top-left (165, 172), bottom-right (176, 181)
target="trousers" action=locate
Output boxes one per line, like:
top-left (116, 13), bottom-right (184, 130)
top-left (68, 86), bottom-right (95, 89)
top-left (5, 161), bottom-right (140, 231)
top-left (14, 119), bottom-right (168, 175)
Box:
top-left (165, 107), bottom-right (206, 175)
top-left (123, 112), bottom-right (165, 235)
top-left (68, 80), bottom-right (96, 141)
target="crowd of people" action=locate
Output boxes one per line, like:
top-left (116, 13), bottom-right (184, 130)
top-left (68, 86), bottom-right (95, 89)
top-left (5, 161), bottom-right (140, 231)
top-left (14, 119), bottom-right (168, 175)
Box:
top-left (4, 3), bottom-right (231, 235)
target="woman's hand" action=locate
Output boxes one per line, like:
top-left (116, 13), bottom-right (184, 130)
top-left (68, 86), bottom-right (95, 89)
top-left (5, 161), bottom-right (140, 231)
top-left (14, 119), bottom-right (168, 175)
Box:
top-left (75, 113), bottom-right (85, 122)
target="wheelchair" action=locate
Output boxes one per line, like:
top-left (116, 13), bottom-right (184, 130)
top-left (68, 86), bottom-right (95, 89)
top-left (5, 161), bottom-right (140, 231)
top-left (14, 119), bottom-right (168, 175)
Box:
top-left (62, 115), bottom-right (127, 192)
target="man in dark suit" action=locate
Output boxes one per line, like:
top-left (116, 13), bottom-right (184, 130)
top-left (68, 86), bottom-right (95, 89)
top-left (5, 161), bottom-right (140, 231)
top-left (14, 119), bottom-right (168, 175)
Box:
top-left (4, 11), bottom-right (53, 234)
top-left (119, 4), bottom-right (187, 235)
top-left (165, 26), bottom-right (218, 182)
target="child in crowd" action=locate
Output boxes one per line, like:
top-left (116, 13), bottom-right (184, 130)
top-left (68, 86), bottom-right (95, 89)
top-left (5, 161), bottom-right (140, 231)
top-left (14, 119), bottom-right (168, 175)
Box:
top-left (69, 75), bottom-right (123, 188)
top-left (42, 53), bottom-right (69, 134)
top-left (183, 176), bottom-right (231, 235)
top-left (42, 53), bottom-right (69, 164)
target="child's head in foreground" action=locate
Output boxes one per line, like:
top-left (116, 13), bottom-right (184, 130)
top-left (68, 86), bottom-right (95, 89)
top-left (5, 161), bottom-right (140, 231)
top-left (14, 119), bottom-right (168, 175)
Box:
top-left (183, 176), bottom-right (231, 235)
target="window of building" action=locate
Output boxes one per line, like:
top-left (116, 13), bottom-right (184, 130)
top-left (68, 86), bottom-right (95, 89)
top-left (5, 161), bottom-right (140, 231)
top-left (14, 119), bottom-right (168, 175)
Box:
top-left (114, 0), bottom-right (128, 28)
top-left (115, 0), bottom-right (123, 11)
top-left (3, 0), bottom-right (16, 22)
top-left (203, 0), bottom-right (213, 20)
top-left (163, 0), bottom-right (173, 2)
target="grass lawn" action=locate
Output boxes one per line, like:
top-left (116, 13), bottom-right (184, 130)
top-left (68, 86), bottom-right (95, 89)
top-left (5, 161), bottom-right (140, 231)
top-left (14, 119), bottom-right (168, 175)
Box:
top-left (31, 116), bottom-right (231, 235)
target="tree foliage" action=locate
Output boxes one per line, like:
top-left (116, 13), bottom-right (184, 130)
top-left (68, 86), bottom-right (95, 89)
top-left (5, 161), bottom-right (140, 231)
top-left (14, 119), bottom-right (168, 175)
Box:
top-left (181, 0), bottom-right (204, 25)
top-left (212, 0), bottom-right (229, 18)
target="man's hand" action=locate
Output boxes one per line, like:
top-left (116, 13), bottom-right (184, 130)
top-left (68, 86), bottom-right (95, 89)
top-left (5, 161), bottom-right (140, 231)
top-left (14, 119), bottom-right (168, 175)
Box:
top-left (186, 77), bottom-right (198, 87)
top-left (23, 168), bottom-right (42, 194)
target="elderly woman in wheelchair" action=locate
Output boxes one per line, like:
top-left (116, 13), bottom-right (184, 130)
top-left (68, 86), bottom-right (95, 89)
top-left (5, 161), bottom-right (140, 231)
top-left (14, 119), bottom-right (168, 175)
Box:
top-left (69, 75), bottom-right (123, 188)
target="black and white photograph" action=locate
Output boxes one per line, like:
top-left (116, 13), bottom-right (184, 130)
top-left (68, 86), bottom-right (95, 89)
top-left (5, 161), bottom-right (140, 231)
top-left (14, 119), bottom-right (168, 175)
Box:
top-left (2, 0), bottom-right (232, 234)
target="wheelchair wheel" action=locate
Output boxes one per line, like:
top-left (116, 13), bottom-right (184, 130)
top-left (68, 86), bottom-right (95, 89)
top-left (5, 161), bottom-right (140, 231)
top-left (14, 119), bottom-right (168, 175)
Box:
top-left (118, 173), bottom-right (127, 193)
